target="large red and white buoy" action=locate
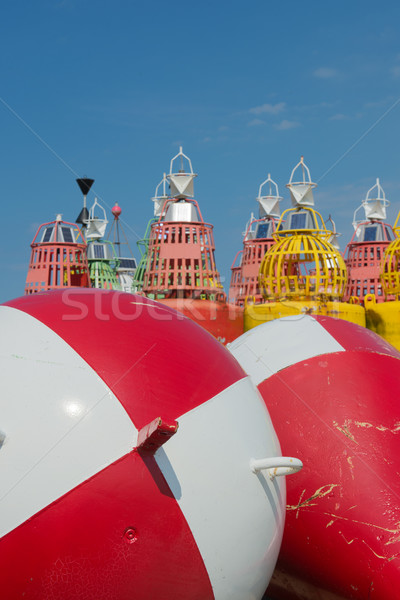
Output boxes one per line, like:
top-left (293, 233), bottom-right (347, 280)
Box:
top-left (230, 315), bottom-right (400, 599)
top-left (0, 289), bottom-right (300, 599)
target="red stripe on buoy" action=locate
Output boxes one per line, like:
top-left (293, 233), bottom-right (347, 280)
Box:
top-left (5, 290), bottom-right (245, 430)
top-left (259, 350), bottom-right (400, 599)
top-left (313, 315), bottom-right (400, 358)
top-left (0, 450), bottom-right (214, 600)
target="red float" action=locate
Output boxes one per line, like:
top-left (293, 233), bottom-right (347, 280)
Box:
top-left (230, 315), bottom-right (400, 599)
top-left (0, 289), bottom-right (292, 600)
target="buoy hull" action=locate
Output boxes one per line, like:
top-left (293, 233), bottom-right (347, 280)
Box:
top-left (365, 295), bottom-right (400, 352)
top-left (159, 298), bottom-right (244, 344)
top-left (1, 289), bottom-right (283, 600)
top-left (230, 315), bottom-right (400, 599)
top-left (244, 300), bottom-right (365, 332)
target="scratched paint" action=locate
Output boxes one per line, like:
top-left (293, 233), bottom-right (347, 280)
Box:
top-left (238, 316), bottom-right (400, 599)
top-left (338, 533), bottom-right (394, 561)
top-left (347, 456), bottom-right (355, 481)
top-left (352, 420), bottom-right (400, 434)
top-left (332, 420), bottom-right (358, 444)
top-left (322, 510), bottom-right (400, 547)
top-left (287, 484), bottom-right (340, 519)
top-left (333, 419), bottom-right (400, 445)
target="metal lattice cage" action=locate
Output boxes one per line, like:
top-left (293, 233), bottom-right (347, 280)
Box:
top-left (259, 233), bottom-right (347, 301)
top-left (381, 236), bottom-right (400, 296)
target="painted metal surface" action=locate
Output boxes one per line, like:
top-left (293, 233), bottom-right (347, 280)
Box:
top-left (364, 295), bottom-right (400, 352)
top-left (5, 291), bottom-right (243, 429)
top-left (258, 208), bottom-right (347, 301)
top-left (352, 178), bottom-right (390, 227)
top-left (157, 376), bottom-right (287, 600)
top-left (249, 456), bottom-right (303, 479)
top-left (107, 202), bottom-right (137, 293)
top-left (167, 146), bottom-right (197, 199)
top-left (228, 173), bottom-right (281, 306)
top-left (85, 198), bottom-right (122, 290)
top-left (1, 289), bottom-right (286, 599)
top-left (360, 208), bottom-right (400, 350)
top-left (229, 157), bottom-right (372, 336)
top-left (286, 156), bottom-right (316, 208)
top-left (133, 147), bottom-right (244, 343)
top-left (380, 210), bottom-right (400, 297)
top-left (24, 216), bottom-right (89, 294)
top-left (0, 305), bottom-right (137, 538)
top-left (244, 299), bottom-right (366, 332)
top-left (136, 416), bottom-right (179, 453)
top-left (344, 179), bottom-right (394, 303)
top-left (132, 216), bottom-right (157, 292)
top-left (230, 315), bottom-right (400, 599)
top-left (159, 297), bottom-right (244, 344)
top-left (243, 195), bottom-right (364, 330)
top-left (230, 157), bottom-right (365, 335)
top-left (344, 231), bottom-right (394, 303)
top-left (228, 314), bottom-right (345, 385)
top-left (142, 202), bottom-right (225, 301)
top-left (1, 450), bottom-right (214, 600)
top-left (140, 148), bottom-right (235, 345)
top-left (229, 221), bottom-right (278, 306)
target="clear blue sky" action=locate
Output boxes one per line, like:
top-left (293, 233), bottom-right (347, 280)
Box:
top-left (1, 0), bottom-right (400, 302)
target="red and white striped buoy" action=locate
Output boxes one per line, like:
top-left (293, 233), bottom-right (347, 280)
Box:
top-left (0, 289), bottom-right (297, 600)
top-left (230, 315), bottom-right (400, 599)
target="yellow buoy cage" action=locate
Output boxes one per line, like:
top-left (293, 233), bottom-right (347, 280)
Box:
top-left (381, 212), bottom-right (400, 297)
top-left (259, 208), bottom-right (347, 301)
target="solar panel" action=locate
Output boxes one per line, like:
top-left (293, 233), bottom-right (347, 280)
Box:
top-left (93, 244), bottom-right (105, 259)
top-left (62, 227), bottom-right (74, 243)
top-left (255, 223), bottom-right (271, 239)
top-left (290, 213), bottom-right (307, 229)
top-left (42, 227), bottom-right (53, 243)
top-left (119, 258), bottom-right (137, 269)
top-left (364, 226), bottom-right (377, 242)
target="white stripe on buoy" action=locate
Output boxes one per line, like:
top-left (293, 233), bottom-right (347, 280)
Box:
top-left (156, 376), bottom-right (284, 600)
top-left (0, 306), bottom-right (137, 537)
top-left (228, 315), bottom-right (345, 385)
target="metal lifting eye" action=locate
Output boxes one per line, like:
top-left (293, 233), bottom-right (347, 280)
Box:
top-left (250, 456), bottom-right (303, 480)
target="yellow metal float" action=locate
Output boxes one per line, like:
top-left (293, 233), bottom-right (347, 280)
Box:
top-left (244, 157), bottom-right (366, 331)
top-left (364, 211), bottom-right (400, 351)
